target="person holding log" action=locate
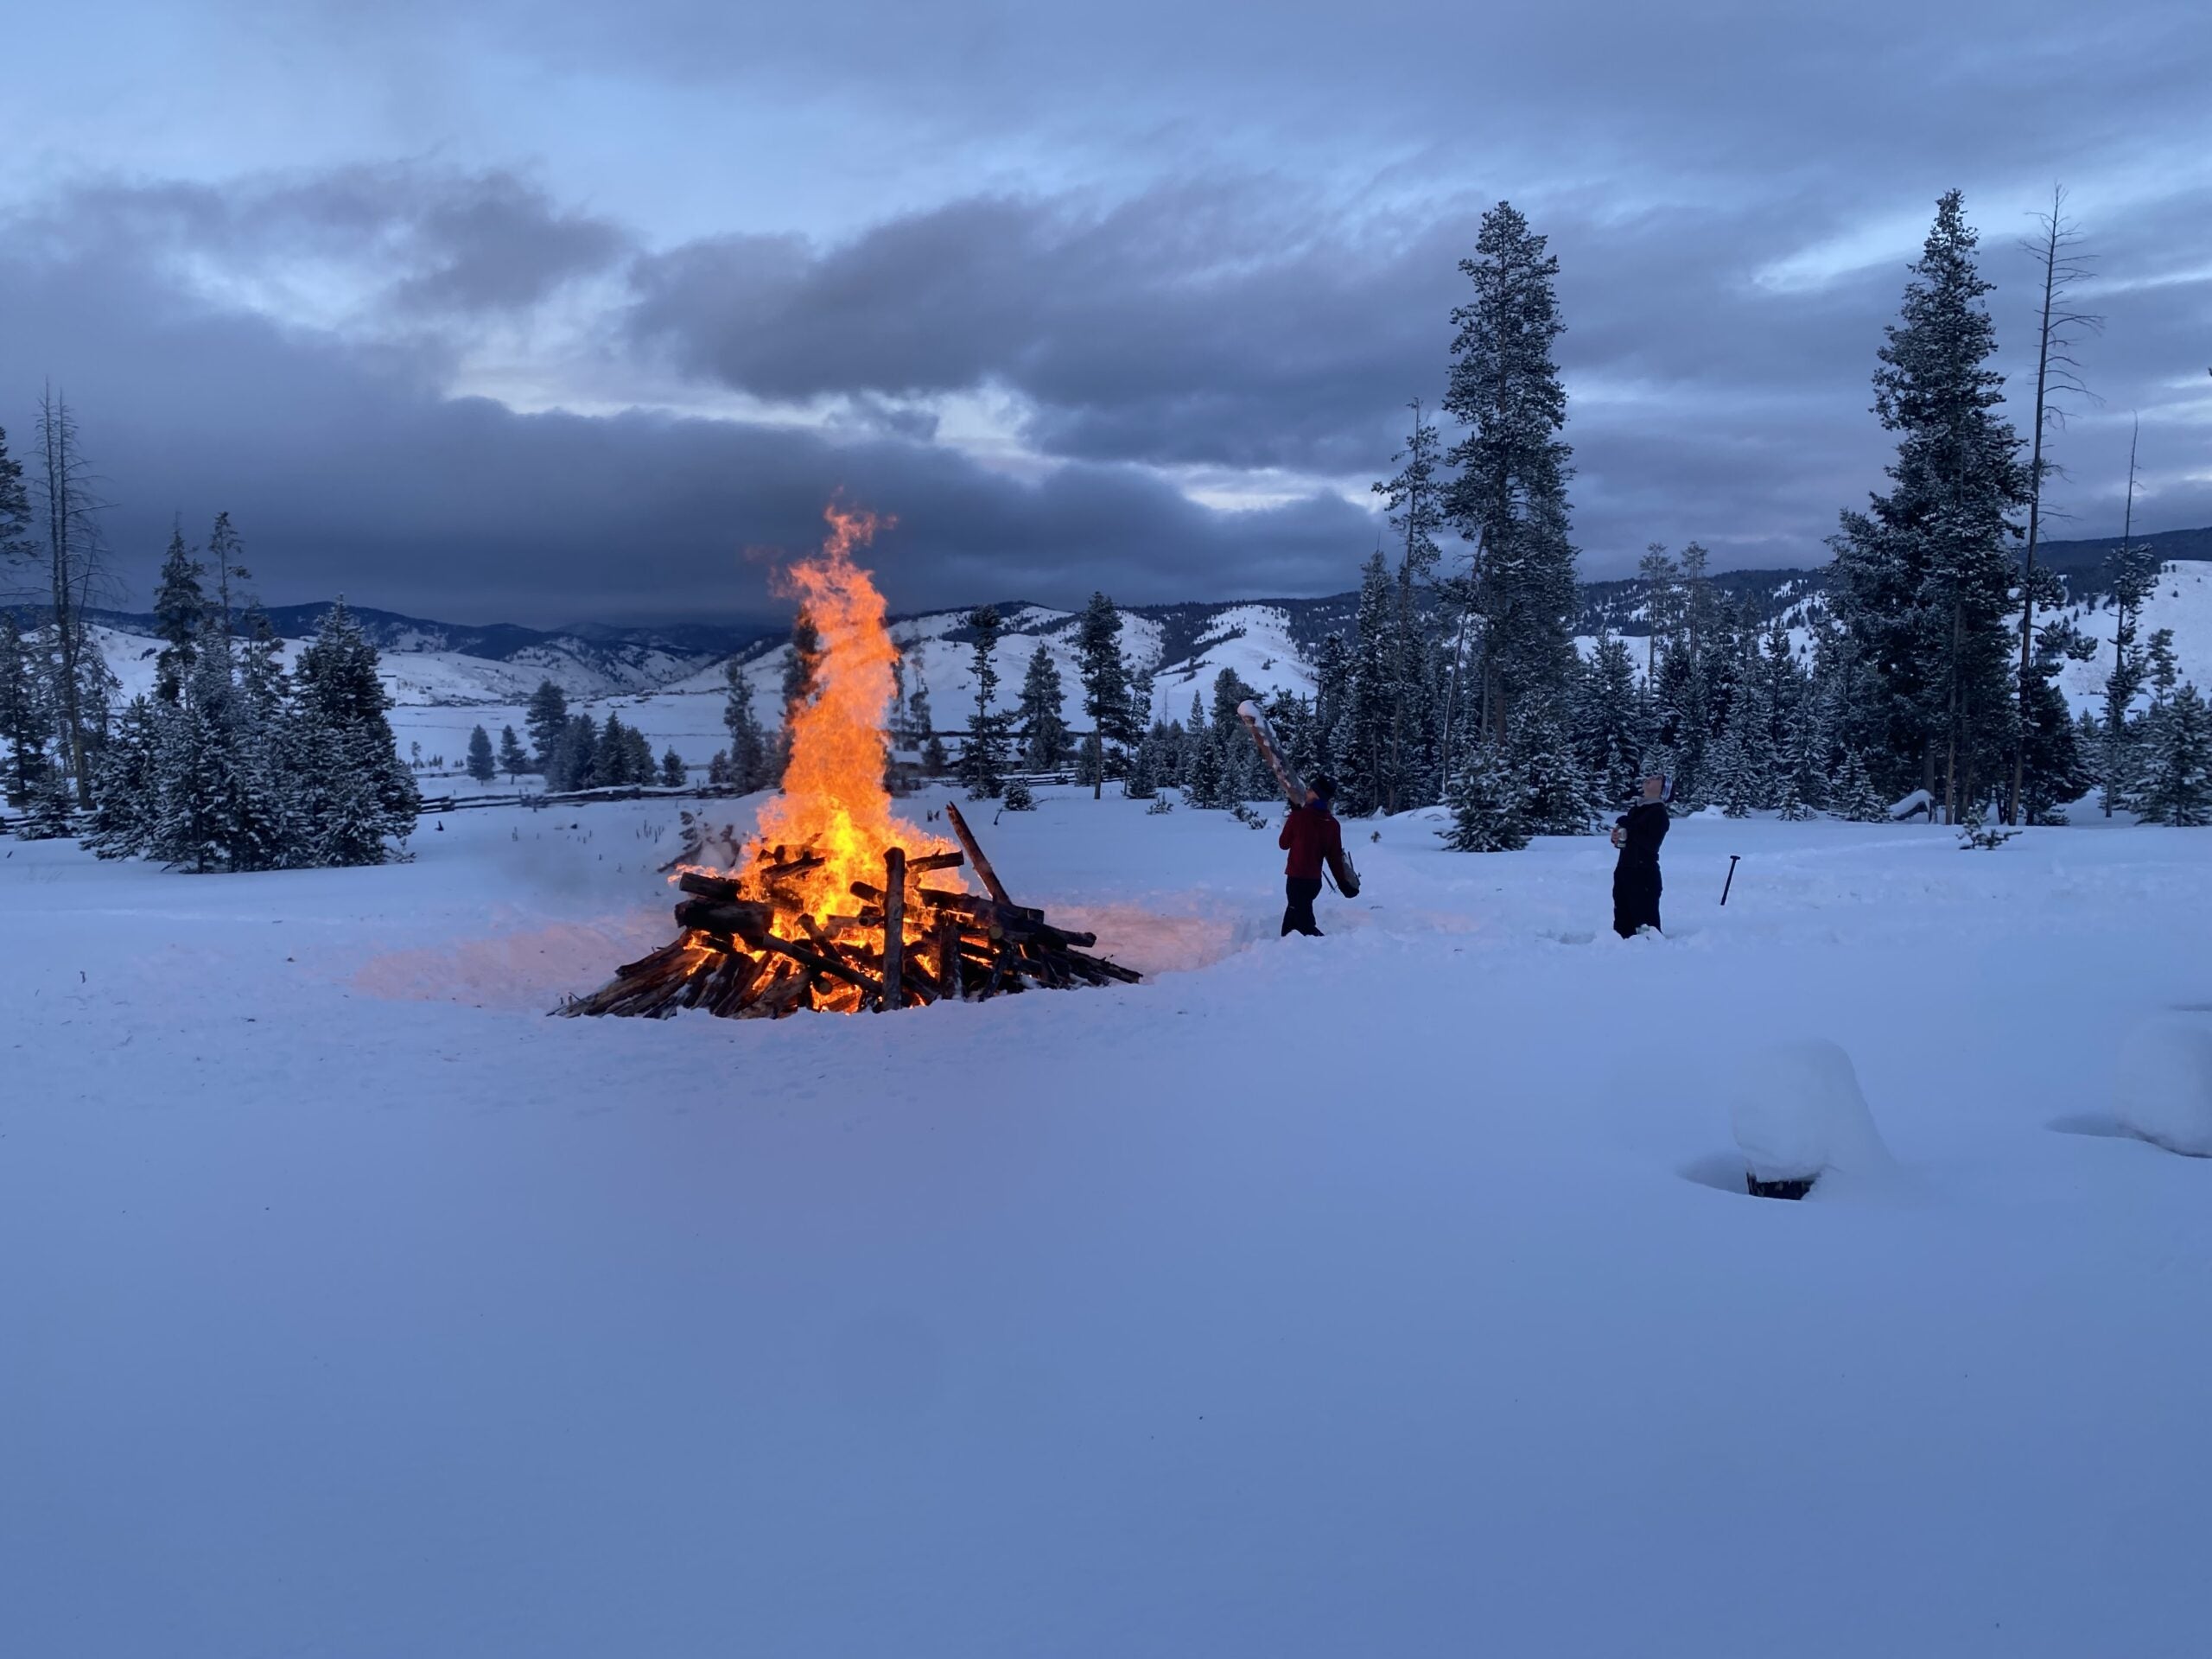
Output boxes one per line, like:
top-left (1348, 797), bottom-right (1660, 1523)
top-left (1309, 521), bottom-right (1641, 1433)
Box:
top-left (1278, 774), bottom-right (1344, 938)
top-left (1610, 773), bottom-right (1670, 939)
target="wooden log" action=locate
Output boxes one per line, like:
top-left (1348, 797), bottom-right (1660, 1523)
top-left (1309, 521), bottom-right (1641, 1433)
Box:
top-left (880, 849), bottom-right (906, 1012)
top-left (706, 951), bottom-right (764, 1016)
top-left (760, 852), bottom-right (826, 880)
top-left (762, 934), bottom-right (885, 1002)
top-left (613, 940), bottom-right (690, 980)
top-left (677, 870), bottom-right (742, 902)
top-left (672, 897), bottom-right (773, 944)
top-left (1063, 948), bottom-right (1142, 984)
top-left (906, 849), bottom-right (964, 874)
top-left (938, 911), bottom-right (963, 1000)
top-left (943, 801), bottom-right (1016, 906)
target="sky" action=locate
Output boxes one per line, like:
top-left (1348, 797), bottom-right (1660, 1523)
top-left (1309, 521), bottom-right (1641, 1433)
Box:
top-left (0, 0), bottom-right (2207, 627)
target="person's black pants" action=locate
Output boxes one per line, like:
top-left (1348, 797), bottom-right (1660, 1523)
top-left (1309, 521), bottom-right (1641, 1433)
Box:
top-left (1282, 875), bottom-right (1324, 937)
top-left (1612, 868), bottom-right (1662, 938)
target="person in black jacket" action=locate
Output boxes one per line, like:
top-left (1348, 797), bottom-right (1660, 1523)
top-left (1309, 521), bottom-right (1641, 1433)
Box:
top-left (1610, 774), bottom-right (1669, 938)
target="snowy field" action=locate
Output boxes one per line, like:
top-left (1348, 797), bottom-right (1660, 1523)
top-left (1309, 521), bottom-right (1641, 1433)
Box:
top-left (5, 795), bottom-right (2211, 1656)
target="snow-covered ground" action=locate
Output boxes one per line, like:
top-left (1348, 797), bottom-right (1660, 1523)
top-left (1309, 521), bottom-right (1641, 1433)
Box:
top-left (5, 793), bottom-right (2210, 1656)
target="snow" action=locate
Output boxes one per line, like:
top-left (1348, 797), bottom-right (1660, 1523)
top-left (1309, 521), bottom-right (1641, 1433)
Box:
top-left (2114, 1014), bottom-right (2212, 1157)
top-left (8, 791), bottom-right (2212, 1655)
top-left (1726, 1038), bottom-right (1895, 1185)
top-left (2056, 562), bottom-right (2212, 716)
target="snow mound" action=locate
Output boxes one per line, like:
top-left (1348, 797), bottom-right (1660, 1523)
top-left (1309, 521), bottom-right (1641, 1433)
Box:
top-left (2115, 1014), bottom-right (2212, 1157)
top-left (1727, 1039), bottom-right (1895, 1184)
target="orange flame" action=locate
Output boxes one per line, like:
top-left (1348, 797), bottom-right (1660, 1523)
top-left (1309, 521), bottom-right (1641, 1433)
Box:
top-left (709, 503), bottom-right (959, 976)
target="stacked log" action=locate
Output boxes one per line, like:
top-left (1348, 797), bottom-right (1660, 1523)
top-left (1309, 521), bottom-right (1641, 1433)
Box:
top-left (556, 801), bottom-right (1137, 1020)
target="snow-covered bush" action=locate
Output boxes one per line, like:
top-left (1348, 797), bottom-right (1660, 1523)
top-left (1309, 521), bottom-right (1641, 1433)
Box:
top-left (2115, 1014), bottom-right (2212, 1157)
top-left (1726, 1039), bottom-right (1894, 1186)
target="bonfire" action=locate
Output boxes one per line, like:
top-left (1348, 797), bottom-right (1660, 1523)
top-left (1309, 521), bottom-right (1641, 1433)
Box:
top-left (557, 505), bottom-right (1139, 1020)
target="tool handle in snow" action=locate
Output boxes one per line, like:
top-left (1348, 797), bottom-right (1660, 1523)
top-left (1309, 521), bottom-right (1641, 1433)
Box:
top-left (1720, 855), bottom-right (1740, 906)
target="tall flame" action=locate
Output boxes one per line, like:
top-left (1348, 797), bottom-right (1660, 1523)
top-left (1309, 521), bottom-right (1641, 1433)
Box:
top-left (742, 502), bottom-right (957, 925)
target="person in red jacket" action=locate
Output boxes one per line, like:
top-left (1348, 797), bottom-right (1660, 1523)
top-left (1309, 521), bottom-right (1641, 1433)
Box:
top-left (1278, 773), bottom-right (1344, 937)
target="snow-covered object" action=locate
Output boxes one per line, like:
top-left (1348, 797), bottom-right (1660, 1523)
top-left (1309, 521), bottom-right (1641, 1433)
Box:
top-left (1888, 788), bottom-right (1935, 821)
top-left (1727, 1039), bottom-right (1895, 1184)
top-left (2115, 1014), bottom-right (2212, 1157)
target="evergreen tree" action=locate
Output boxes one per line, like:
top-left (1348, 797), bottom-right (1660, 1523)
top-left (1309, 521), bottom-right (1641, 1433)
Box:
top-left (290, 600), bottom-right (418, 864)
top-left (525, 680), bottom-right (569, 770)
top-left (0, 424), bottom-right (32, 570)
top-left (1827, 190), bottom-right (2028, 817)
top-left (1122, 723), bottom-right (1162, 799)
top-left (721, 658), bottom-right (772, 792)
top-left (2139, 683), bottom-right (2212, 827)
top-left (151, 526), bottom-right (207, 703)
top-left (775, 611), bottom-right (823, 784)
top-left (149, 632), bottom-right (240, 872)
top-left (660, 747), bottom-right (687, 787)
top-left (466, 724), bottom-right (497, 782)
top-left (1338, 550), bottom-right (1395, 815)
top-left (1572, 631), bottom-right (1647, 809)
top-left (226, 608), bottom-right (297, 869)
top-left (86, 694), bottom-right (161, 856)
top-left (2100, 490), bottom-right (2159, 817)
top-left (0, 613), bottom-right (51, 812)
top-left (1002, 777), bottom-right (1038, 811)
top-left (1185, 726), bottom-right (1227, 809)
top-left (1312, 632), bottom-right (1351, 773)
top-left (598, 712), bottom-right (632, 784)
top-left (1441, 739), bottom-right (1529, 852)
top-left (1374, 398), bottom-right (1446, 803)
top-left (1835, 749), bottom-right (1887, 823)
top-left (1709, 721), bottom-right (1757, 819)
top-left (1075, 592), bottom-right (1133, 798)
top-left (1443, 200), bottom-right (1579, 747)
top-left (497, 725), bottom-right (529, 781)
top-left (1515, 701), bottom-right (1598, 836)
top-left (960, 605), bottom-right (1009, 798)
top-left (1016, 644), bottom-right (1071, 771)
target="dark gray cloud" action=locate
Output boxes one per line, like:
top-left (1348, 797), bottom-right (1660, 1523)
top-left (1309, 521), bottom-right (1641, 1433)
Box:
top-left (3, 0), bottom-right (2209, 622)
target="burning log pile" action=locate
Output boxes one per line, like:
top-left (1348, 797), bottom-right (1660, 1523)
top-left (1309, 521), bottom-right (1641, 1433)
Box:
top-left (557, 804), bottom-right (1139, 1020)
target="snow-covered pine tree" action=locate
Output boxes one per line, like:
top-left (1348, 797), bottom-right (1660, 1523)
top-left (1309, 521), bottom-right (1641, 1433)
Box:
top-left (1515, 701), bottom-right (1597, 835)
top-left (548, 714), bottom-right (596, 791)
top-left (1777, 708), bottom-right (1827, 821)
top-left (1122, 723), bottom-right (1162, 799)
top-left (661, 747), bottom-right (686, 787)
top-left (1835, 749), bottom-right (1887, 822)
top-left (497, 725), bottom-right (529, 781)
top-left (1185, 726), bottom-right (1228, 809)
top-left (1075, 592), bottom-right (1133, 798)
top-left (1373, 398), bottom-right (1446, 810)
top-left (151, 526), bottom-right (207, 704)
top-left (2100, 442), bottom-right (2159, 817)
top-left (1708, 721), bottom-right (1756, 819)
top-left (1002, 777), bottom-right (1037, 811)
top-left (525, 680), bottom-right (569, 771)
top-left (149, 634), bottom-right (240, 871)
top-left (467, 724), bottom-right (497, 782)
top-left (1311, 632), bottom-right (1351, 772)
top-left (721, 658), bottom-right (772, 792)
top-left (1017, 644), bottom-right (1071, 771)
top-left (620, 721), bottom-right (655, 787)
top-left (598, 712), bottom-right (632, 784)
top-left (226, 609), bottom-right (298, 869)
top-left (2138, 683), bottom-right (2212, 827)
top-left (0, 612), bottom-right (49, 816)
top-left (1442, 200), bottom-right (1579, 748)
top-left (2020, 613), bottom-right (2096, 823)
top-left (1827, 190), bottom-right (2028, 818)
top-left (1338, 550), bottom-right (1395, 815)
top-left (86, 693), bottom-right (161, 856)
top-left (1441, 738), bottom-right (1529, 852)
top-left (1572, 631), bottom-right (1646, 810)
top-left (959, 604), bottom-right (1008, 799)
top-left (291, 599), bottom-right (418, 865)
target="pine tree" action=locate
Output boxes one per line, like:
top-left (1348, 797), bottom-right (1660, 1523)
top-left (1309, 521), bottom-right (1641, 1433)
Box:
top-left (1122, 723), bottom-right (1162, 799)
top-left (1016, 644), bottom-right (1071, 771)
top-left (598, 712), bottom-right (632, 785)
top-left (525, 680), bottom-right (569, 770)
top-left (0, 424), bottom-right (32, 571)
top-left (1709, 722), bottom-right (1756, 819)
top-left (2139, 683), bottom-right (2212, 827)
top-left (959, 605), bottom-right (1009, 799)
top-left (1443, 201), bottom-right (1579, 747)
top-left (151, 526), bottom-right (207, 703)
top-left (1827, 190), bottom-right (2027, 818)
top-left (1835, 749), bottom-right (1886, 823)
top-left (660, 747), bottom-right (687, 787)
top-left (1441, 739), bottom-right (1529, 852)
top-left (1338, 550), bottom-right (1395, 815)
top-left (226, 608), bottom-right (297, 869)
top-left (721, 658), bottom-right (772, 792)
top-left (497, 725), bottom-right (529, 781)
top-left (1185, 726), bottom-right (1227, 809)
top-left (1374, 398), bottom-right (1446, 804)
top-left (0, 612), bottom-right (49, 811)
top-left (291, 600), bottom-right (418, 864)
top-left (1572, 632), bottom-right (1647, 810)
top-left (1002, 777), bottom-right (1038, 811)
top-left (86, 693), bottom-right (161, 856)
top-left (1515, 702), bottom-right (1597, 836)
top-left (467, 724), bottom-right (497, 782)
top-left (1075, 592), bottom-right (1132, 798)
top-left (2101, 436), bottom-right (2159, 817)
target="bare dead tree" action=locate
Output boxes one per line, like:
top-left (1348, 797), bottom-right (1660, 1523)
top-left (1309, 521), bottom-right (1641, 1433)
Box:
top-left (34, 385), bottom-right (116, 808)
top-left (2006, 187), bottom-right (2101, 825)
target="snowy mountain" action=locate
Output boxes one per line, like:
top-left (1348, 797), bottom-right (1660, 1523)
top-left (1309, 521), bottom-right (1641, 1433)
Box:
top-left (59, 522), bottom-right (2212, 740)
